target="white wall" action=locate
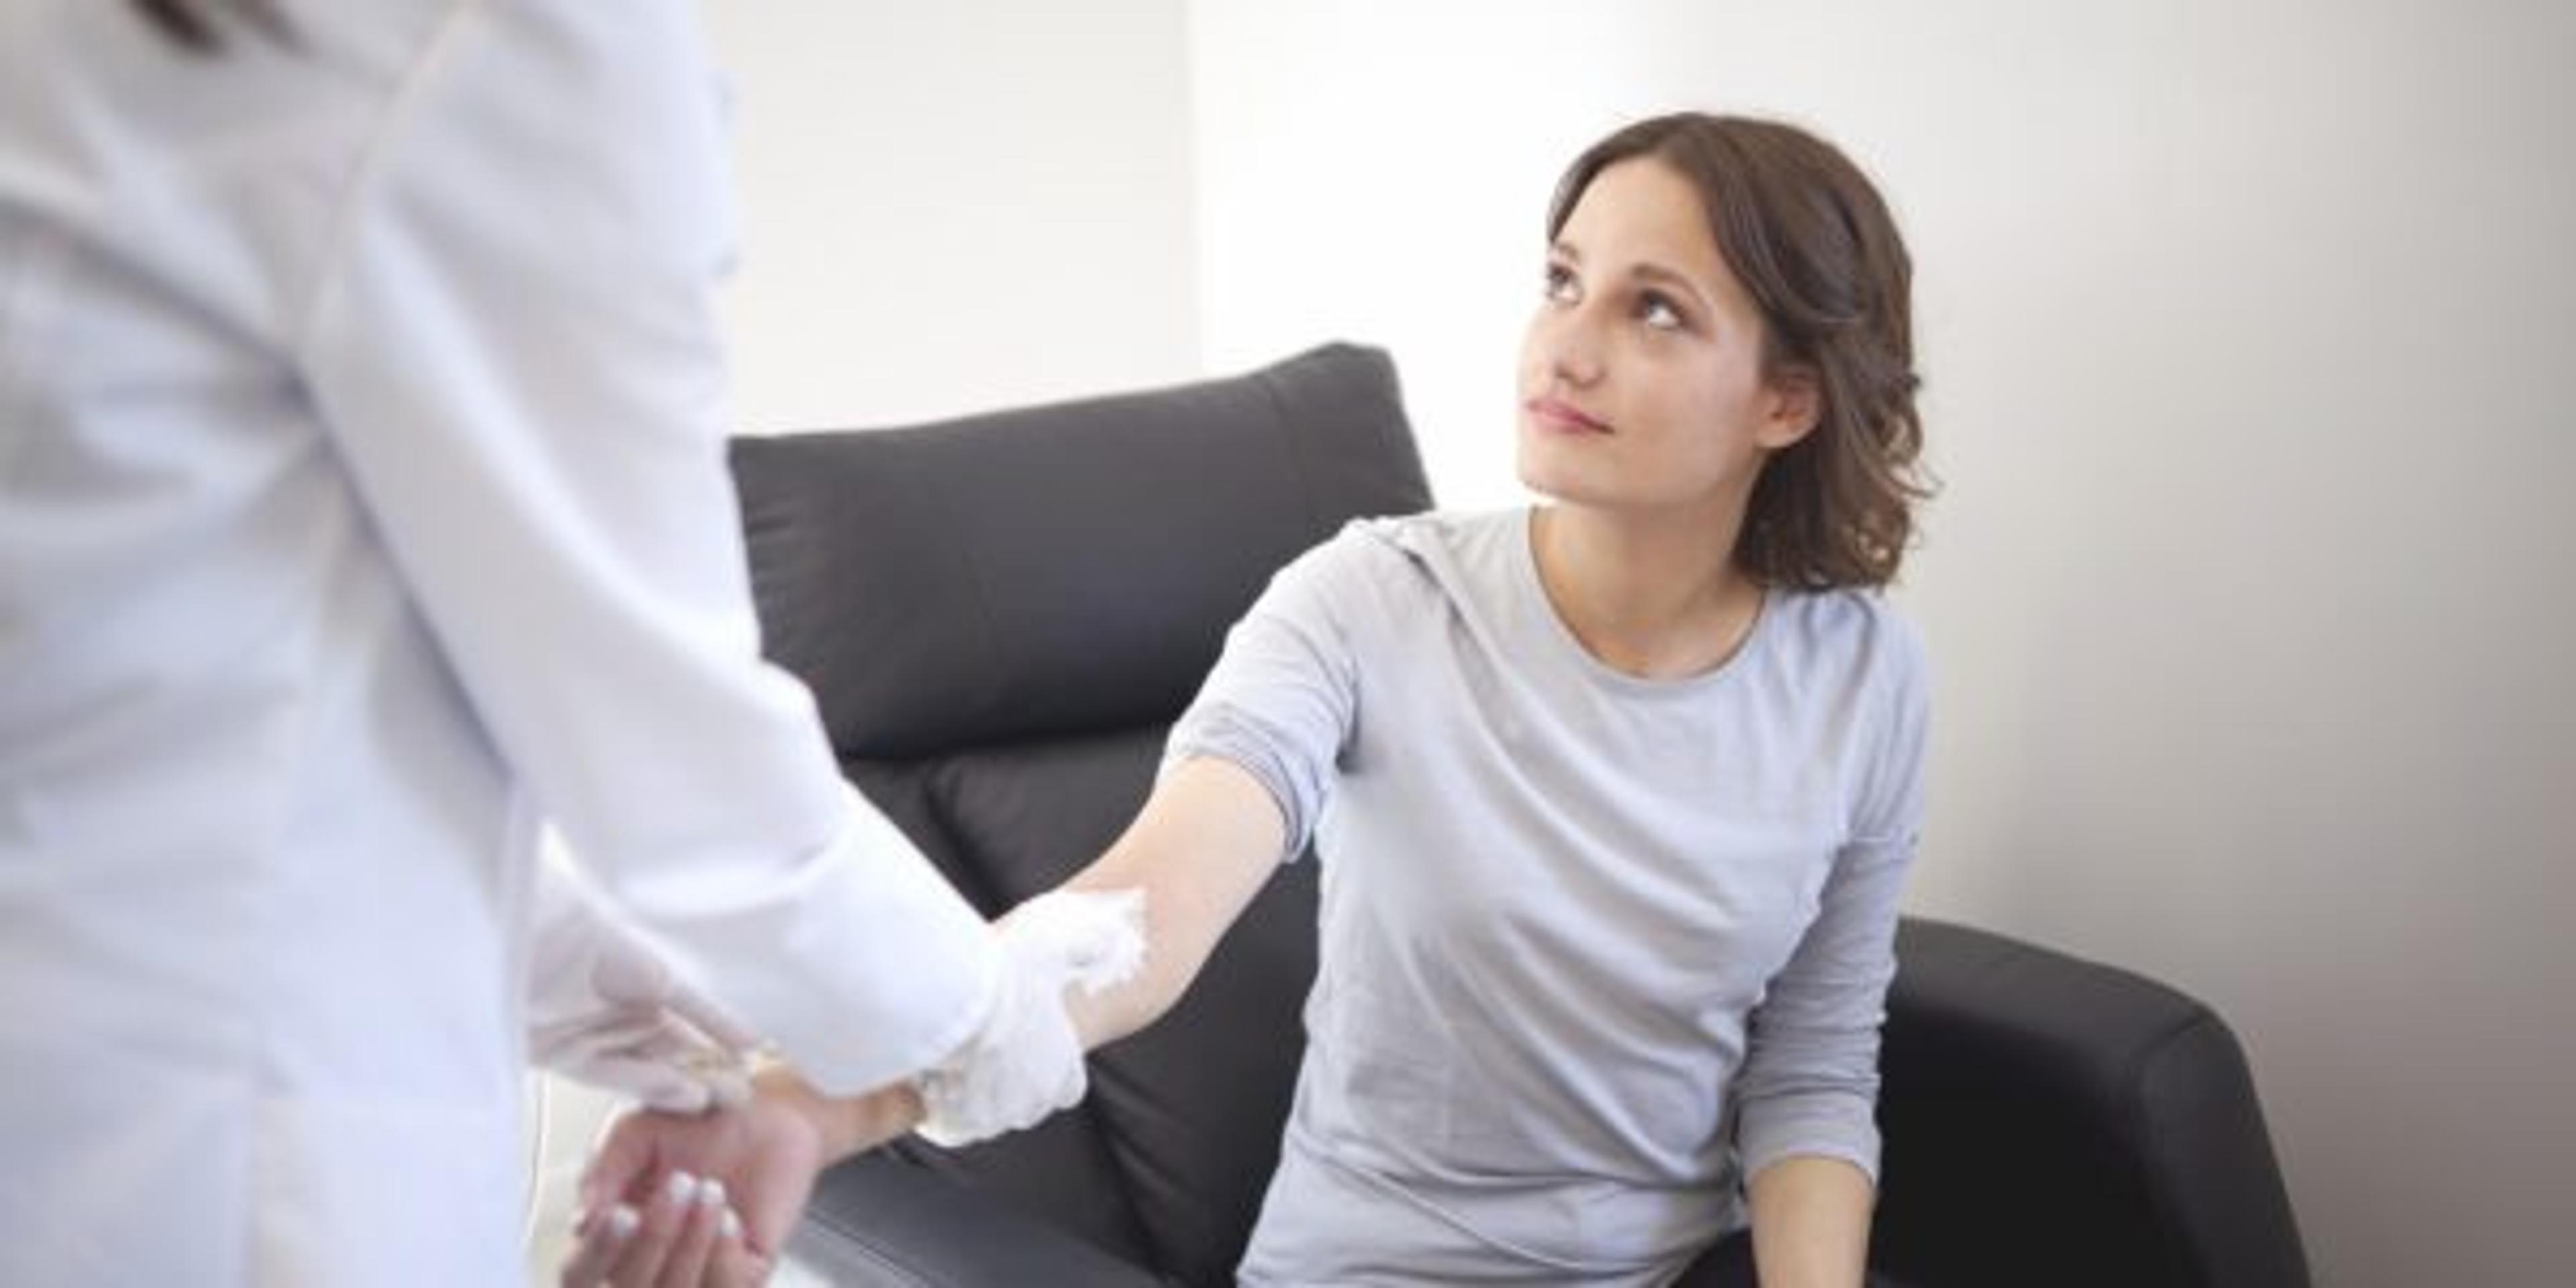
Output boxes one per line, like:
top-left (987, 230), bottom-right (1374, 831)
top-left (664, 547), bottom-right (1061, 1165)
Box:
top-left (1193, 2), bottom-right (2575, 1285)
top-left (702, 1), bottom-right (1200, 431)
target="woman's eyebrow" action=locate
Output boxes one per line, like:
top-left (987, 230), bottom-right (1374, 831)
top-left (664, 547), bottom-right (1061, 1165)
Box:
top-left (1628, 261), bottom-right (1713, 311)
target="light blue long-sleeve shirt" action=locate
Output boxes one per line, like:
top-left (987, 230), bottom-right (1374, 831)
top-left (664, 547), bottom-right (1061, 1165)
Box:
top-left (1167, 508), bottom-right (1927, 1285)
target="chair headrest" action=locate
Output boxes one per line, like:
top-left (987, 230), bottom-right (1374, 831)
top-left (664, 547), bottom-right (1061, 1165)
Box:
top-left (731, 343), bottom-right (1430, 761)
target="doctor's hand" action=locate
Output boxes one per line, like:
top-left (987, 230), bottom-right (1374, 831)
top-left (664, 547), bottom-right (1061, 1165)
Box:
top-left (912, 888), bottom-right (1144, 1146)
top-left (561, 1065), bottom-right (924, 1287)
top-left (529, 861), bottom-right (758, 1115)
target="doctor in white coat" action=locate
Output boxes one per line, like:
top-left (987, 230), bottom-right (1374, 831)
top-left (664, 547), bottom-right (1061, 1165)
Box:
top-left (0, 1), bottom-right (1100, 1283)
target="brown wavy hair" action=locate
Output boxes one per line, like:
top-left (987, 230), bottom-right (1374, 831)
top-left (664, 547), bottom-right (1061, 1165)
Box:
top-left (1548, 113), bottom-right (1931, 590)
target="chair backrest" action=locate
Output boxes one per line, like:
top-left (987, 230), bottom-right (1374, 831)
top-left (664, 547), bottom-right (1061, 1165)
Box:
top-left (730, 343), bottom-right (1432, 1285)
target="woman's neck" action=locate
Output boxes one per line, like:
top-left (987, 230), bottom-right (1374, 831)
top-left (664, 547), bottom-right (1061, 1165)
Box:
top-left (1530, 500), bottom-right (1764, 681)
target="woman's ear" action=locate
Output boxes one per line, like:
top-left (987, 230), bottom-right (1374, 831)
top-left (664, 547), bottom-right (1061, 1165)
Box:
top-left (1757, 365), bottom-right (1822, 451)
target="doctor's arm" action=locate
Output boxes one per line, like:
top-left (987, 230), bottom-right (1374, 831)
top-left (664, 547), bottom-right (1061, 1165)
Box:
top-left (524, 851), bottom-right (761, 1114)
top-left (564, 757), bottom-right (1286, 1286)
top-left (588, 753), bottom-right (1287, 1174)
top-left (821, 753), bottom-right (1288, 1125)
top-left (570, 540), bottom-right (1362, 1277)
top-left (293, 0), bottom-right (998, 1102)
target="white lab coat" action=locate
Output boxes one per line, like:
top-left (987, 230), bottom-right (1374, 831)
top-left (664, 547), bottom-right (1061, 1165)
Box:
top-left (0, 2), bottom-right (998, 1283)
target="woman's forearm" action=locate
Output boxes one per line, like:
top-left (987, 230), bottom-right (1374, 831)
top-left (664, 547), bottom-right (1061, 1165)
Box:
top-left (1748, 1155), bottom-right (1874, 1288)
top-left (1053, 757), bottom-right (1287, 1048)
top-left (757, 1063), bottom-right (924, 1164)
top-left (794, 757), bottom-right (1287, 1164)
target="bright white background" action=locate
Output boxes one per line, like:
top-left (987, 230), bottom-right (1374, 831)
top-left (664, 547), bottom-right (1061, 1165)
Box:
top-left (706, 1), bottom-right (1201, 431)
top-left (541, 3), bottom-right (2576, 1285)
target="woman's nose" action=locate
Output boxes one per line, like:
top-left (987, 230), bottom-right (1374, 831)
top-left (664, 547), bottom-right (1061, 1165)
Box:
top-left (1540, 311), bottom-right (1605, 388)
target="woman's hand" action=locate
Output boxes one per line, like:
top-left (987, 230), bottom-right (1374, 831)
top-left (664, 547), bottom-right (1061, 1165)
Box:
top-left (559, 1065), bottom-right (922, 1286)
top-left (557, 1161), bottom-right (764, 1288)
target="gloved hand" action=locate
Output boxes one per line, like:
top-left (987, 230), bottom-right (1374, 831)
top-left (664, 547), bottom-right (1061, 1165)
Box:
top-left (914, 888), bottom-right (1146, 1147)
top-left (527, 855), bottom-right (758, 1113)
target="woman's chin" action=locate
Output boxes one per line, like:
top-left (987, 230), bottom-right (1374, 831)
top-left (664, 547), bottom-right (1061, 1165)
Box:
top-left (1515, 450), bottom-right (1617, 508)
top-left (1515, 437), bottom-right (1587, 498)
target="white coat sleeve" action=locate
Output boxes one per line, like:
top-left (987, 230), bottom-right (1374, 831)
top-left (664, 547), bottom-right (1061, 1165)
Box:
top-left (287, 0), bottom-right (997, 1096)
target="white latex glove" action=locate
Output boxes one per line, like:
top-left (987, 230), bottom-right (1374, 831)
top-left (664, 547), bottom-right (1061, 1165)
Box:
top-left (527, 853), bottom-right (758, 1113)
top-left (914, 888), bottom-right (1146, 1147)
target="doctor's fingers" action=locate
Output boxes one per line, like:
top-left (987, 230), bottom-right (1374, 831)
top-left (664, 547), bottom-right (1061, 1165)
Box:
top-left (566, 1015), bottom-right (751, 1110)
top-left (595, 1043), bottom-right (757, 1115)
top-left (663, 980), bottom-right (762, 1055)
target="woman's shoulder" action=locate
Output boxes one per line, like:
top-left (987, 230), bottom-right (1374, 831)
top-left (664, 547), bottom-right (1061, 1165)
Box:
top-left (1762, 585), bottom-right (1928, 690)
top-left (1254, 509), bottom-right (1521, 637)
top-left (1296, 507), bottom-right (1519, 586)
top-left (1327, 506), bottom-right (1515, 547)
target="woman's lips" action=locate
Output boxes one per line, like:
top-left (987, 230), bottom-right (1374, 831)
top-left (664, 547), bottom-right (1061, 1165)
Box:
top-left (1525, 396), bottom-right (1612, 435)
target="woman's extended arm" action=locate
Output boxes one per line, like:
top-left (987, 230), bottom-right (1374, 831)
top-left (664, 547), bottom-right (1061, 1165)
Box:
top-left (820, 753), bottom-right (1294, 1150)
top-left (1051, 756), bottom-right (1292, 1046)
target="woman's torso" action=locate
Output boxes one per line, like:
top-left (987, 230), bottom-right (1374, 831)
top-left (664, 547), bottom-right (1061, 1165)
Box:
top-left (1229, 509), bottom-right (1914, 1285)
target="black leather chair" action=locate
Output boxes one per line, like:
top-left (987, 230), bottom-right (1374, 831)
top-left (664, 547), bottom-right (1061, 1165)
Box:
top-left (729, 343), bottom-right (2311, 1288)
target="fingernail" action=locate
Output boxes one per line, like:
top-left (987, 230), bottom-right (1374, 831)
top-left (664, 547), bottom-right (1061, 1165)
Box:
top-left (663, 1170), bottom-right (698, 1206)
top-left (719, 1208), bottom-right (743, 1242)
top-left (698, 1177), bottom-right (728, 1209)
top-left (604, 1204), bottom-right (640, 1240)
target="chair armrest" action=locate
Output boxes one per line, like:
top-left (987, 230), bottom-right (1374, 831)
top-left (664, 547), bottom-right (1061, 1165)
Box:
top-left (1870, 918), bottom-right (2310, 1288)
top-left (787, 1150), bottom-right (1167, 1288)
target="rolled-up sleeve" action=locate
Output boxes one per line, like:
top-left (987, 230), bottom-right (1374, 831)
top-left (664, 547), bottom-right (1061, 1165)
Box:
top-left (1162, 527), bottom-right (1371, 862)
top-left (1733, 618), bottom-right (1929, 1184)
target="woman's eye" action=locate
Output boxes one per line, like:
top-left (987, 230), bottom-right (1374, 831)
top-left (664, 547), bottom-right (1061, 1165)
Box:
top-left (1543, 262), bottom-right (1578, 303)
top-left (1640, 292), bottom-right (1685, 331)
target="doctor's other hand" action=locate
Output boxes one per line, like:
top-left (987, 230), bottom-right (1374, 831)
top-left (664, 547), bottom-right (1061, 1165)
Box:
top-left (561, 1065), bottom-right (924, 1287)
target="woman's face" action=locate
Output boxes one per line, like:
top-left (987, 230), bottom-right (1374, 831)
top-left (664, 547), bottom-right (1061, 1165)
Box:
top-left (1515, 157), bottom-right (1815, 516)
